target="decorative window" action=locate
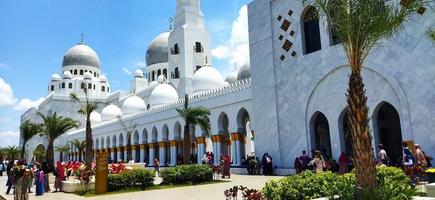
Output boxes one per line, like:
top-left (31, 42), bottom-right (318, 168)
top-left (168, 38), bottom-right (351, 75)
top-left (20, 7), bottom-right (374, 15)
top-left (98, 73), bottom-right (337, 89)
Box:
top-left (163, 69), bottom-right (167, 79)
top-left (74, 70), bottom-right (77, 75)
top-left (194, 42), bottom-right (203, 53)
top-left (279, 35), bottom-right (284, 41)
top-left (302, 6), bottom-right (322, 54)
top-left (171, 44), bottom-right (180, 54)
top-left (50, 85), bottom-right (55, 91)
top-left (102, 86), bottom-right (106, 92)
top-left (277, 15), bottom-right (282, 21)
top-left (61, 82), bottom-right (65, 89)
top-left (157, 69), bottom-right (162, 77)
top-left (80, 70), bottom-right (84, 75)
top-left (282, 40), bottom-right (293, 52)
top-left (280, 55), bottom-right (285, 61)
top-left (174, 67), bottom-right (180, 79)
top-left (68, 83), bottom-right (73, 89)
top-left (107, 87), bottom-right (110, 92)
top-left (88, 83), bottom-right (92, 89)
top-left (281, 20), bottom-right (291, 31)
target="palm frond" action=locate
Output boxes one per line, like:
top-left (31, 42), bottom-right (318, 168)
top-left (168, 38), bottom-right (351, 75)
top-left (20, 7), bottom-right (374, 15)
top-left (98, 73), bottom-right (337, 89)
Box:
top-left (70, 93), bottom-right (80, 104)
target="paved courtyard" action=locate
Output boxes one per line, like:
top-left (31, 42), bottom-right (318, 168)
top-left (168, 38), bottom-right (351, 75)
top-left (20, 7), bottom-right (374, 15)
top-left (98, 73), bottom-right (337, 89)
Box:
top-left (0, 174), bottom-right (282, 200)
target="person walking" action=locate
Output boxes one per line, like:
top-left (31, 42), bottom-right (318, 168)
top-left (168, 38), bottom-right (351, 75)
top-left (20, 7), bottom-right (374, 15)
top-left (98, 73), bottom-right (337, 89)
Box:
top-left (377, 144), bottom-right (389, 166)
top-left (35, 164), bottom-right (45, 196)
top-left (13, 160), bottom-right (32, 200)
top-left (309, 151), bottom-right (325, 173)
top-left (5, 160), bottom-right (14, 195)
top-left (414, 144), bottom-right (427, 183)
top-left (0, 160), bottom-right (5, 176)
top-left (41, 162), bottom-right (50, 193)
top-left (153, 158), bottom-right (160, 176)
top-left (262, 153), bottom-right (273, 176)
top-left (54, 161), bottom-right (65, 192)
top-left (299, 150), bottom-right (310, 171)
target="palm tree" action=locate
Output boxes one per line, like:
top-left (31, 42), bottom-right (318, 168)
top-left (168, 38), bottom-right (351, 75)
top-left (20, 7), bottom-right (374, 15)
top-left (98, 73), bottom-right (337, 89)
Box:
top-left (176, 95), bottom-right (211, 164)
top-left (70, 82), bottom-right (98, 169)
top-left (70, 139), bottom-right (86, 162)
top-left (308, 0), bottom-right (428, 196)
top-left (118, 117), bottom-right (137, 162)
top-left (38, 112), bottom-right (78, 172)
top-left (429, 28), bottom-right (435, 41)
top-left (4, 145), bottom-right (21, 161)
top-left (55, 145), bottom-right (70, 162)
top-left (20, 120), bottom-right (42, 159)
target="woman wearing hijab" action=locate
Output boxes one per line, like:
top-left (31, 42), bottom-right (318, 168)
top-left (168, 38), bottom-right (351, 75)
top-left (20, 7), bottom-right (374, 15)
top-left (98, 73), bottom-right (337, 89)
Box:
top-left (54, 161), bottom-right (65, 192)
top-left (35, 164), bottom-right (45, 196)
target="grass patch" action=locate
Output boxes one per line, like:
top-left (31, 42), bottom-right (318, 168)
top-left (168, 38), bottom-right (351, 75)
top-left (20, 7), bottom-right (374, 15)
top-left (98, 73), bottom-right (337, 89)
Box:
top-left (76, 180), bottom-right (228, 197)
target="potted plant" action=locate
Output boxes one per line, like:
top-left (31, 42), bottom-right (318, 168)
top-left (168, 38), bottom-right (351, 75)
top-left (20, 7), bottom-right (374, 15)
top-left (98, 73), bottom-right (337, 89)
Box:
top-left (426, 168), bottom-right (435, 183)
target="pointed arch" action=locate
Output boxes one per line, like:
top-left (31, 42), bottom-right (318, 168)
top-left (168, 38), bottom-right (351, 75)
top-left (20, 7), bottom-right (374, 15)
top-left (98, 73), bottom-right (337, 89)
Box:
top-left (301, 6), bottom-right (321, 54)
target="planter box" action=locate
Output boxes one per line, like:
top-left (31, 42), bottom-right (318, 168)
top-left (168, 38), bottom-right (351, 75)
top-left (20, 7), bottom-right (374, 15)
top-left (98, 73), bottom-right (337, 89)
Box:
top-left (427, 183), bottom-right (435, 197)
top-left (62, 180), bottom-right (95, 193)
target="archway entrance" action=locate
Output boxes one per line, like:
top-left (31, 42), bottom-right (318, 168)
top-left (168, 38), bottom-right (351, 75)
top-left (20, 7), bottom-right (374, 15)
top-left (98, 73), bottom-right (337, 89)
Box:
top-left (311, 112), bottom-right (332, 158)
top-left (33, 144), bottom-right (46, 163)
top-left (374, 102), bottom-right (403, 166)
top-left (339, 110), bottom-right (353, 155)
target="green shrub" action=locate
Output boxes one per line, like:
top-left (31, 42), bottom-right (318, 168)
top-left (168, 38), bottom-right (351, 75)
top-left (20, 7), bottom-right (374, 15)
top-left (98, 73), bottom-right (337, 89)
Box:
top-left (262, 166), bottom-right (415, 200)
top-left (108, 169), bottom-right (154, 191)
top-left (160, 164), bottom-right (213, 185)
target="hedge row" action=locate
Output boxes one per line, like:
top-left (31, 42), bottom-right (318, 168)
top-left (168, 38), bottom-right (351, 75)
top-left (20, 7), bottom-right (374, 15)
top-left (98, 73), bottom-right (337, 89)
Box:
top-left (108, 169), bottom-right (155, 191)
top-left (159, 164), bottom-right (213, 185)
top-left (262, 166), bottom-right (415, 200)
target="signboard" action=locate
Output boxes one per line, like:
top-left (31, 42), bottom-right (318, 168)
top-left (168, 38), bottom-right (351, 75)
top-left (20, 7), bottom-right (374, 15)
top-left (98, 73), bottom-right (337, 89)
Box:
top-left (95, 152), bottom-right (108, 194)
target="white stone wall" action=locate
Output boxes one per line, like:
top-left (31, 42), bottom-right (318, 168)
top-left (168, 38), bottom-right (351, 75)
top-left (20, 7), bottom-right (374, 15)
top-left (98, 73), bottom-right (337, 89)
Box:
top-left (249, 0), bottom-right (435, 169)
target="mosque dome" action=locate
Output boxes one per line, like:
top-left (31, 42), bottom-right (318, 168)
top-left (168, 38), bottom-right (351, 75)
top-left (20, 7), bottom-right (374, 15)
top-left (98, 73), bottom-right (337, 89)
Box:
top-left (121, 95), bottom-right (147, 114)
top-left (150, 76), bottom-right (179, 107)
top-left (62, 44), bottom-right (100, 68)
top-left (237, 63), bottom-right (251, 81)
top-left (225, 70), bottom-right (238, 84)
top-left (146, 32), bottom-right (169, 66)
top-left (101, 104), bottom-right (123, 121)
top-left (90, 111), bottom-right (102, 124)
top-left (51, 74), bottom-right (61, 81)
top-left (84, 72), bottom-right (93, 79)
top-left (192, 65), bottom-right (225, 94)
top-left (134, 69), bottom-right (144, 78)
top-left (63, 71), bottom-right (72, 79)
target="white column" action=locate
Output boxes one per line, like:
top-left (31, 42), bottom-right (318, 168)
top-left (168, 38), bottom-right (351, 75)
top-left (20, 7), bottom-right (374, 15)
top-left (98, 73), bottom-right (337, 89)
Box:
top-left (117, 150), bottom-right (121, 161)
top-left (124, 149), bottom-right (127, 161)
top-left (132, 150), bottom-right (136, 162)
top-left (235, 140), bottom-right (241, 166)
top-left (170, 141), bottom-right (177, 166)
top-left (149, 145), bottom-right (155, 165)
top-left (212, 135), bottom-right (222, 165)
top-left (159, 142), bottom-right (166, 166)
top-left (111, 151), bottom-right (115, 161)
top-left (197, 143), bottom-right (205, 164)
top-left (231, 141), bottom-right (236, 166)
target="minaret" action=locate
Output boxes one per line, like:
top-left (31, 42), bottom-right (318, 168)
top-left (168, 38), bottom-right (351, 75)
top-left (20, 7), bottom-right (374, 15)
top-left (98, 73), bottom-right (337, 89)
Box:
top-left (168, 0), bottom-right (212, 97)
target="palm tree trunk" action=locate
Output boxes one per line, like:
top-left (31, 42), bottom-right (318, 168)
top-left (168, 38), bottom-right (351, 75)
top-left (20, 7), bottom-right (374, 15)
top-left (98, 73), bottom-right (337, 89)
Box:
top-left (46, 139), bottom-right (55, 172)
top-left (127, 133), bottom-right (132, 161)
top-left (59, 152), bottom-right (63, 162)
top-left (183, 124), bottom-right (191, 164)
top-left (21, 142), bottom-right (26, 159)
top-left (347, 67), bottom-right (377, 197)
top-left (85, 117), bottom-right (93, 169)
top-left (79, 150), bottom-right (82, 161)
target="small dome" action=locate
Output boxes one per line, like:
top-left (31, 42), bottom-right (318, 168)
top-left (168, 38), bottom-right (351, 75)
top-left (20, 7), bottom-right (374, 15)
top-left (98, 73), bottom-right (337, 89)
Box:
top-left (134, 69), bottom-right (144, 78)
top-left (101, 104), bottom-right (122, 121)
top-left (62, 44), bottom-right (100, 68)
top-left (90, 111), bottom-right (102, 124)
top-left (150, 76), bottom-right (178, 107)
top-left (237, 63), bottom-right (251, 81)
top-left (51, 74), bottom-right (61, 81)
top-left (84, 72), bottom-right (93, 79)
top-left (100, 75), bottom-right (107, 82)
top-left (63, 71), bottom-right (72, 79)
top-left (192, 65), bottom-right (225, 94)
top-left (121, 95), bottom-right (147, 114)
top-left (224, 82), bottom-right (230, 87)
top-left (225, 70), bottom-right (238, 84)
top-left (146, 32), bottom-right (169, 66)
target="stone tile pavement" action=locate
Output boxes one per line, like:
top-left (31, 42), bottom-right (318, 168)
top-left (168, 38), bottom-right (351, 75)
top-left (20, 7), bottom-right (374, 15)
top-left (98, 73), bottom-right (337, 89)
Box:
top-left (0, 174), bottom-right (282, 200)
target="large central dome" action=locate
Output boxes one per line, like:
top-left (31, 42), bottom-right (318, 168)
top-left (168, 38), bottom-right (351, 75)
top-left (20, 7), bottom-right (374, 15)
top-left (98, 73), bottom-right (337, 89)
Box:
top-left (62, 44), bottom-right (100, 68)
top-left (146, 32), bottom-right (169, 66)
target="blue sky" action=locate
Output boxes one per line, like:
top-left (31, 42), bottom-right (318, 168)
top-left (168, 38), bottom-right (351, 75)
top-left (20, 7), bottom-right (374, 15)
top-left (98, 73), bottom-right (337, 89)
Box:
top-left (0, 0), bottom-right (251, 147)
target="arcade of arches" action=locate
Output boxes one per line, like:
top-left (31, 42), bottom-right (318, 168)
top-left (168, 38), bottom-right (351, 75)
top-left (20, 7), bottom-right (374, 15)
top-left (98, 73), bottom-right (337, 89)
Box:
top-left (66, 108), bottom-right (255, 167)
top-left (311, 102), bottom-right (403, 162)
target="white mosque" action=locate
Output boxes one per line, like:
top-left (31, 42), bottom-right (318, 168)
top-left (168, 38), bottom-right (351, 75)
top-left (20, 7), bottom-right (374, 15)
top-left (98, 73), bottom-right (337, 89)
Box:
top-left (21, 0), bottom-right (435, 174)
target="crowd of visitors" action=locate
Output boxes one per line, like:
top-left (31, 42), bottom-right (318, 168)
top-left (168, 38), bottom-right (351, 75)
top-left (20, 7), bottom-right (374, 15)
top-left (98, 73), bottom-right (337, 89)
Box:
top-left (294, 150), bottom-right (353, 174)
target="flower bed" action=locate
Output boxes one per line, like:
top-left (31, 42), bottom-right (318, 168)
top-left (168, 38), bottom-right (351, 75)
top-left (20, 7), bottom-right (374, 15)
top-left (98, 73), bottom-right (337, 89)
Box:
top-left (108, 169), bottom-right (155, 191)
top-left (159, 164), bottom-right (213, 185)
top-left (262, 166), bottom-right (415, 200)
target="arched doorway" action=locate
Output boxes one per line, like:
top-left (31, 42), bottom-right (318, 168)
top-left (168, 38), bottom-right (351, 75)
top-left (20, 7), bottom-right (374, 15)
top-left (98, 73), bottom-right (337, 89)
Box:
top-left (134, 131), bottom-right (140, 162)
top-left (310, 112), bottom-right (332, 158)
top-left (373, 102), bottom-right (403, 166)
top-left (112, 135), bottom-right (117, 162)
top-left (142, 128), bottom-right (149, 164)
top-left (338, 110), bottom-right (353, 155)
top-left (33, 144), bottom-right (46, 163)
top-left (237, 108), bottom-right (254, 160)
top-left (302, 6), bottom-right (321, 54)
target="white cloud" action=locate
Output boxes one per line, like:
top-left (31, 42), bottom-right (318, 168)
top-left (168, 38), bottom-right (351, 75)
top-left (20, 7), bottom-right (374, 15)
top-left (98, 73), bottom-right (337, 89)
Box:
top-left (0, 131), bottom-right (20, 147)
top-left (123, 67), bottom-right (133, 76)
top-left (0, 117), bottom-right (11, 124)
top-left (13, 97), bottom-right (45, 111)
top-left (0, 78), bottom-right (17, 106)
top-left (212, 5), bottom-right (250, 70)
top-left (0, 63), bottom-right (7, 69)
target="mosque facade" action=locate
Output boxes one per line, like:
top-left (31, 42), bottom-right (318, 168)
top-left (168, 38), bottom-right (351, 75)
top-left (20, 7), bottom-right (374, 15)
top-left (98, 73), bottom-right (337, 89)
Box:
top-left (21, 0), bottom-right (435, 174)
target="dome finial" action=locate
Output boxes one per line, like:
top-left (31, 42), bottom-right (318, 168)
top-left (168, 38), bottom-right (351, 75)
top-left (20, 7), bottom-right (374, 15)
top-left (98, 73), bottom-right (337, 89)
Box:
top-left (79, 33), bottom-right (85, 44)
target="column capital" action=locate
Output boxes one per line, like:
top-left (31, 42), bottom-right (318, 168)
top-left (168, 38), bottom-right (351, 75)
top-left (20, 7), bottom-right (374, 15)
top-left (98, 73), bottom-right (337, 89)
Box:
top-left (211, 135), bottom-right (222, 142)
top-left (196, 137), bottom-right (206, 144)
top-left (231, 132), bottom-right (241, 141)
top-left (158, 141), bottom-right (167, 148)
top-left (117, 147), bottom-right (122, 151)
top-left (170, 140), bottom-right (178, 147)
top-left (140, 144), bottom-right (146, 149)
top-left (149, 143), bottom-right (156, 148)
top-left (132, 145), bottom-right (137, 150)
